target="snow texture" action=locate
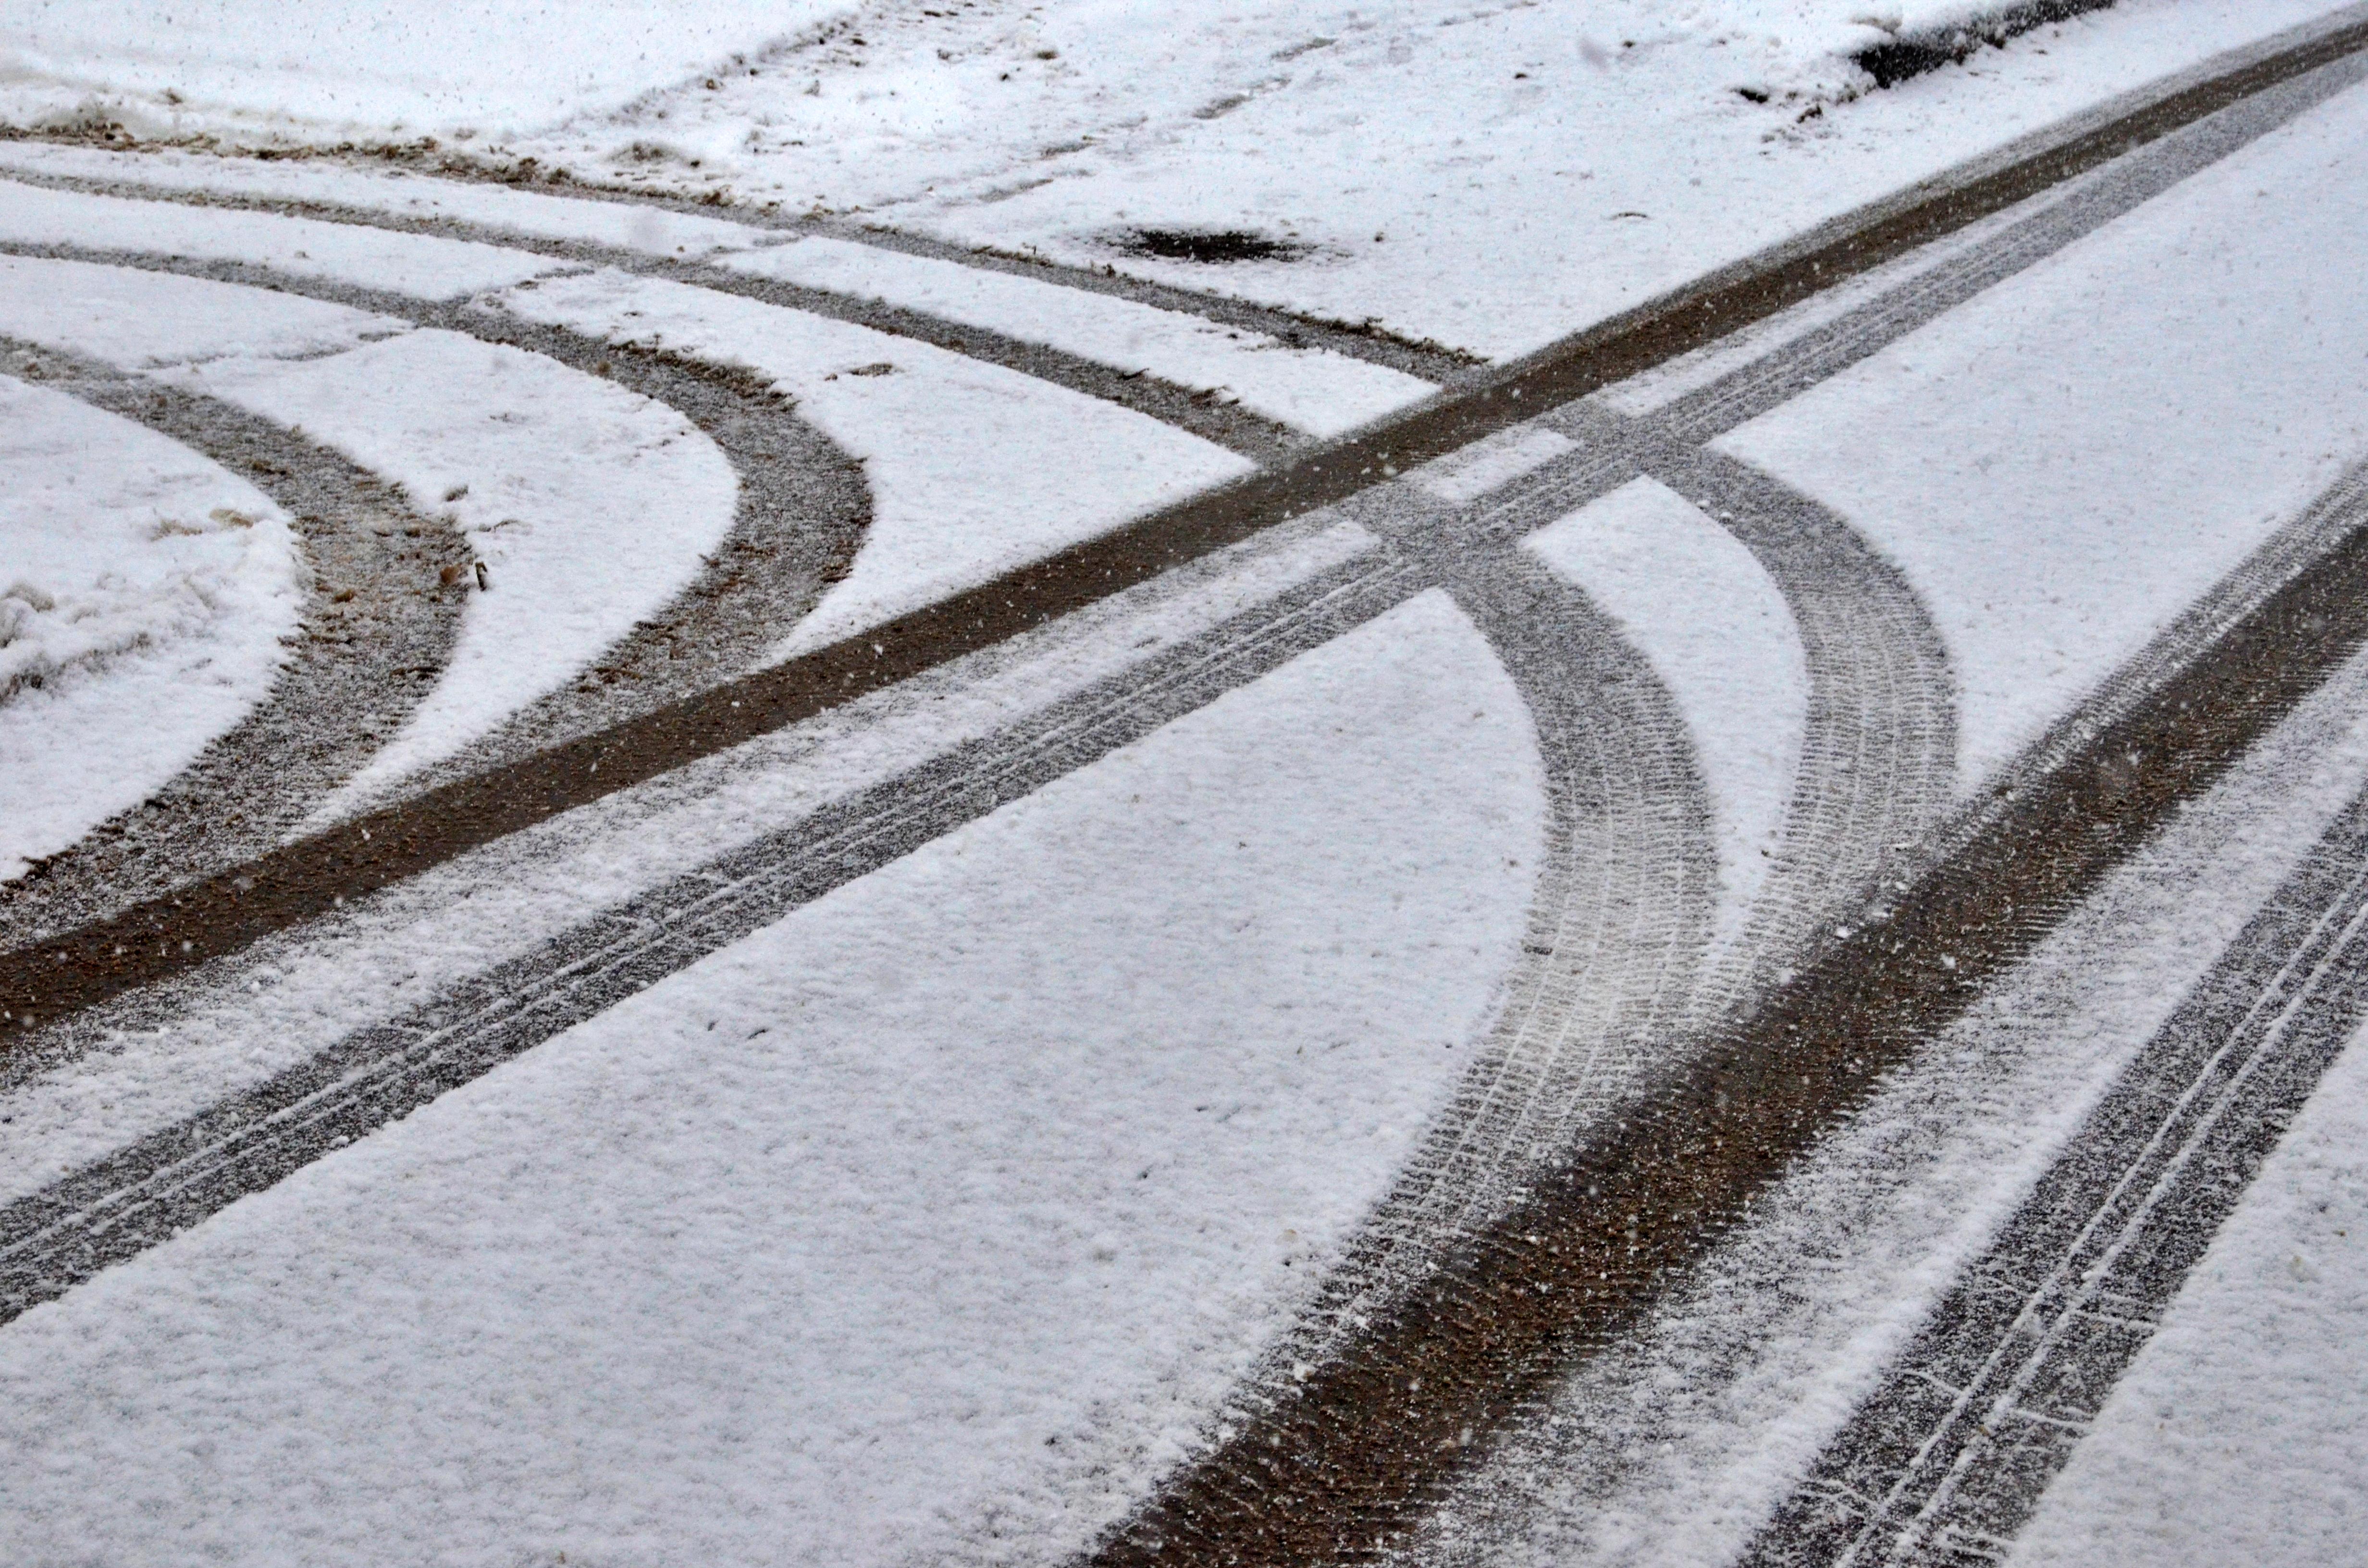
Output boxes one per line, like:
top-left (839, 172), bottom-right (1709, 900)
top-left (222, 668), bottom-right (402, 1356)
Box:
top-left (1719, 74), bottom-right (2368, 786)
top-left (180, 328), bottom-right (742, 797)
top-left (482, 267), bottom-right (1250, 653)
top-left (0, 0), bottom-right (853, 139)
top-left (2011, 1019), bottom-right (2368, 1568)
top-left (5, 3), bottom-right (2352, 358)
top-left (1523, 475), bottom-right (1806, 948)
top-left (0, 372), bottom-right (302, 879)
top-left (0, 146), bottom-right (1435, 435)
top-left (0, 252), bottom-right (405, 368)
top-left (0, 178), bottom-right (553, 298)
top-left (0, 589), bottom-right (1544, 1568)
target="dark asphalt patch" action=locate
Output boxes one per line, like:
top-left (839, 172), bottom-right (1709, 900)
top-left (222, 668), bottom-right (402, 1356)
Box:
top-left (1116, 229), bottom-right (1311, 265)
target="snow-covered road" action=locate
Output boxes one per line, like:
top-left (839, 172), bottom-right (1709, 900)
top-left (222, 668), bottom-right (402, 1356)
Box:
top-left (3, 6), bottom-right (2368, 1566)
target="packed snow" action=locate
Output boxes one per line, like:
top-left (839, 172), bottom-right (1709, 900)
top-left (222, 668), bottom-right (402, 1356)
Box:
top-left (0, 372), bottom-right (303, 880)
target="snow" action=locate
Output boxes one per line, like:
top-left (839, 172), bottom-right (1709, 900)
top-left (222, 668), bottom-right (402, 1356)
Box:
top-left (0, 145), bottom-right (1438, 436)
top-left (1421, 638), bottom-right (2368, 1568)
top-left (1414, 423), bottom-right (1576, 506)
top-left (482, 267), bottom-right (1250, 653)
top-left (5, 3), bottom-right (2354, 360)
top-left (1523, 475), bottom-right (1806, 947)
top-left (181, 329), bottom-right (742, 797)
top-left (2011, 1018), bottom-right (2368, 1568)
top-left (0, 252), bottom-right (405, 367)
top-left (0, 372), bottom-right (303, 879)
top-left (1717, 73), bottom-right (2368, 787)
top-left (0, 588), bottom-right (1543, 1568)
top-left (715, 238), bottom-right (1436, 437)
top-left (0, 510), bottom-right (1381, 1205)
top-left (0, 178), bottom-right (553, 298)
top-left (0, 0), bottom-right (851, 139)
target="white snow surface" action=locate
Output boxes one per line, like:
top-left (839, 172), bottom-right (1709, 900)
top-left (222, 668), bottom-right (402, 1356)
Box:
top-left (483, 267), bottom-right (1250, 652)
top-left (0, 0), bottom-right (852, 139)
top-left (2012, 1019), bottom-right (2368, 1568)
top-left (0, 589), bottom-right (1545, 1568)
top-left (180, 329), bottom-right (741, 796)
top-left (715, 238), bottom-right (1435, 436)
top-left (0, 178), bottom-right (552, 298)
top-left (0, 373), bottom-right (303, 880)
top-left (3, 2), bottom-right (2354, 358)
top-left (1719, 74), bottom-right (2368, 786)
top-left (0, 146), bottom-right (1437, 436)
top-left (0, 252), bottom-right (404, 367)
top-left (1524, 475), bottom-right (1806, 947)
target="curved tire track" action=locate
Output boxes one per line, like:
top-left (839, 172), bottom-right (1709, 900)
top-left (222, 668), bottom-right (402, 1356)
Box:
top-left (0, 165), bottom-right (1327, 464)
top-left (0, 244), bottom-right (877, 801)
top-left (0, 338), bottom-right (471, 947)
top-left (1276, 546), bottom-right (1718, 1375)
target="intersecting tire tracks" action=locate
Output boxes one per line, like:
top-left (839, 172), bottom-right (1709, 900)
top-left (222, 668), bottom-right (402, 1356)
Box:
top-left (2, 19), bottom-right (2368, 1561)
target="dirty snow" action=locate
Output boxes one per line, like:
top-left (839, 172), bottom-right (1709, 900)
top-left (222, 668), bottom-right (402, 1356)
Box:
top-left (0, 372), bottom-right (303, 880)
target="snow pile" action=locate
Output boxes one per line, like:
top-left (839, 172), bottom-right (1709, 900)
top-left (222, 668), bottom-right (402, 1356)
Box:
top-left (0, 372), bottom-right (305, 877)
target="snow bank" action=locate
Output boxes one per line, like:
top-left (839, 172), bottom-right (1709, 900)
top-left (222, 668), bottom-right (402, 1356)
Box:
top-left (0, 373), bottom-right (303, 878)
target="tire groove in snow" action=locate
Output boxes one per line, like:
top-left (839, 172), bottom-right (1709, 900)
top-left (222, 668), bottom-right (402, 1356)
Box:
top-left (7, 15), bottom-right (2354, 1031)
top-left (0, 339), bottom-right (470, 948)
top-left (0, 244), bottom-right (875, 797)
top-left (0, 164), bottom-right (1327, 464)
top-left (1741, 768), bottom-right (2368, 1568)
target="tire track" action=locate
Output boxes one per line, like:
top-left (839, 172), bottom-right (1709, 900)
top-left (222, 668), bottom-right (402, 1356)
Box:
top-left (0, 245), bottom-right (877, 796)
top-left (1654, 42), bottom-right (2368, 446)
top-left (0, 546), bottom-right (1431, 1324)
top-left (0, 165), bottom-right (1320, 464)
top-left (1394, 457), bottom-right (2368, 1568)
top-left (0, 339), bottom-right (470, 947)
top-left (1265, 542), bottom-right (1719, 1377)
top-left (5, 10), bottom-right (2361, 1107)
top-left (1739, 766), bottom-right (2368, 1568)
top-left (1077, 474), bottom-right (2368, 1565)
